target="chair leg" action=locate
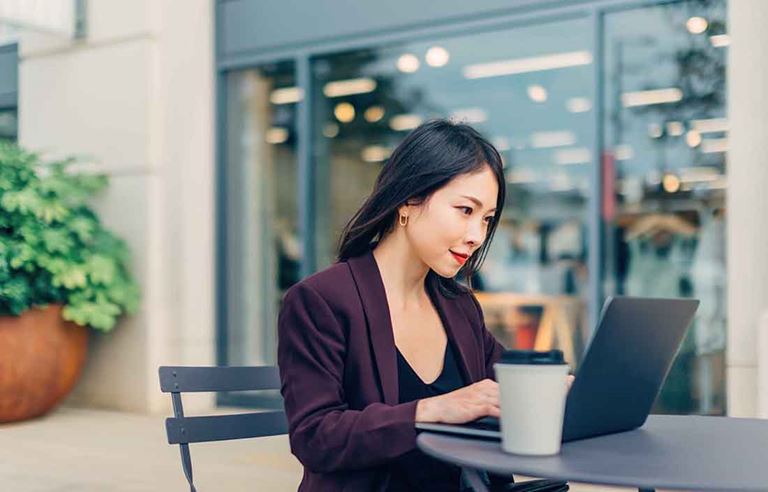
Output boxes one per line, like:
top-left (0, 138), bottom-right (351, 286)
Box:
top-left (178, 443), bottom-right (197, 492)
top-left (462, 467), bottom-right (491, 492)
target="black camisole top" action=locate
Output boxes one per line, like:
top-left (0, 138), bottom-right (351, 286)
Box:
top-left (387, 341), bottom-right (467, 491)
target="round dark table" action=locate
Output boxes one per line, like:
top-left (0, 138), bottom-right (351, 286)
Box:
top-left (417, 415), bottom-right (768, 492)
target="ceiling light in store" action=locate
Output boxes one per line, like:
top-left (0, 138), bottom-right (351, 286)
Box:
top-left (683, 178), bottom-right (727, 191)
top-left (323, 122), bottom-right (339, 138)
top-left (709, 34), bottom-right (731, 48)
top-left (701, 138), bottom-right (728, 154)
top-left (265, 127), bottom-right (289, 144)
top-left (566, 97), bottom-right (591, 113)
top-left (323, 78), bottom-right (377, 97)
top-left (492, 137), bottom-right (511, 151)
top-left (364, 105), bottom-right (385, 123)
top-left (269, 87), bottom-right (303, 105)
top-left (450, 107), bottom-right (487, 123)
top-left (426, 46), bottom-right (450, 67)
top-left (555, 147), bottom-right (591, 165)
top-left (361, 145), bottom-right (391, 163)
top-left (666, 121), bottom-right (684, 136)
top-left (662, 174), bottom-right (681, 193)
top-left (622, 88), bottom-right (683, 107)
top-left (691, 117), bottom-right (728, 134)
top-left (334, 102), bottom-right (356, 123)
top-left (389, 114), bottom-right (423, 131)
top-left (463, 50), bottom-right (593, 79)
top-left (614, 144), bottom-right (634, 160)
top-left (648, 123), bottom-right (663, 139)
top-left (685, 129), bottom-right (702, 147)
top-left (397, 53), bottom-right (420, 73)
top-left (530, 130), bottom-right (576, 149)
top-left (686, 16), bottom-right (709, 34)
top-left (550, 173), bottom-right (574, 192)
top-left (527, 85), bottom-right (548, 103)
top-left (706, 177), bottom-right (728, 190)
top-left (679, 166), bottom-right (723, 183)
top-left (506, 169), bottom-right (537, 184)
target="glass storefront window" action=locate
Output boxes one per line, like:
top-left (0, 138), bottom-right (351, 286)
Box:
top-left (223, 62), bottom-right (302, 366)
top-left (219, 0), bottom-right (729, 414)
top-left (603, 0), bottom-right (727, 414)
top-left (311, 18), bottom-right (595, 367)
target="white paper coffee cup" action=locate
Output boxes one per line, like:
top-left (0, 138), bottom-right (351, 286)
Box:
top-left (494, 350), bottom-right (569, 456)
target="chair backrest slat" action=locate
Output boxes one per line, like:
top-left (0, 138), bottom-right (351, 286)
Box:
top-left (159, 366), bottom-right (281, 393)
top-left (159, 365), bottom-right (286, 491)
top-left (166, 410), bottom-right (288, 444)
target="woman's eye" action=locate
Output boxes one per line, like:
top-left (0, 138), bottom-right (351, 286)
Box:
top-left (484, 216), bottom-right (494, 224)
top-left (459, 206), bottom-right (473, 215)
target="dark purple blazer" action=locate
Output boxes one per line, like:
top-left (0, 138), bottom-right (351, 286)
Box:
top-left (277, 249), bottom-right (504, 491)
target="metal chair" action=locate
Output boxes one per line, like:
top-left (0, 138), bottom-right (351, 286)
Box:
top-left (158, 366), bottom-right (288, 492)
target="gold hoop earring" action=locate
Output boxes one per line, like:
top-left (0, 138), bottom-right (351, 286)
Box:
top-left (399, 215), bottom-right (408, 227)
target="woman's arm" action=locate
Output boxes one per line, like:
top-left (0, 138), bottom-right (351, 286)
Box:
top-left (277, 282), bottom-right (419, 474)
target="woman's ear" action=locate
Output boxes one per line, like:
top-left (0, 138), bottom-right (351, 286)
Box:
top-left (399, 197), bottom-right (428, 220)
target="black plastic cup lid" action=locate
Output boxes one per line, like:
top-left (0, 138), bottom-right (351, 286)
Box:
top-left (499, 349), bottom-right (565, 365)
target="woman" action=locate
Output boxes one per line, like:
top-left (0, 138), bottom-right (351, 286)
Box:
top-left (277, 120), bottom-right (568, 491)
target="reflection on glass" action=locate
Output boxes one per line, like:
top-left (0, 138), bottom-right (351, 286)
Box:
top-left (311, 17), bottom-right (595, 366)
top-left (224, 62), bottom-right (301, 366)
top-left (604, 0), bottom-right (727, 415)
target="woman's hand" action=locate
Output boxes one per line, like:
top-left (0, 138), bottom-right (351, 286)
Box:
top-left (415, 375), bottom-right (576, 424)
top-left (415, 379), bottom-right (499, 424)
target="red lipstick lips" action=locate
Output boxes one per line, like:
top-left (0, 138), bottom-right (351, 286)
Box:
top-left (450, 250), bottom-right (469, 265)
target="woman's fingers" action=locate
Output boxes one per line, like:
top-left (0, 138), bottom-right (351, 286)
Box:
top-left (437, 375), bottom-right (578, 422)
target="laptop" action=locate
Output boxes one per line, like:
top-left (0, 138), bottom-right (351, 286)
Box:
top-left (416, 296), bottom-right (700, 443)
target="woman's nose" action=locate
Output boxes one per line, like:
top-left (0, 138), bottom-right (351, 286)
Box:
top-left (465, 220), bottom-right (485, 246)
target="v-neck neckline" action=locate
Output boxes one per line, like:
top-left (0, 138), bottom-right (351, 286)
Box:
top-left (395, 341), bottom-right (449, 386)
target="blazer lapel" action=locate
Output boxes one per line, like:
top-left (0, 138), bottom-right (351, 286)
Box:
top-left (347, 250), bottom-right (399, 405)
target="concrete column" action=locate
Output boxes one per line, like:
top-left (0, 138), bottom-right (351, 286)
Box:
top-left (727, 0), bottom-right (768, 417)
top-left (18, 0), bottom-right (215, 413)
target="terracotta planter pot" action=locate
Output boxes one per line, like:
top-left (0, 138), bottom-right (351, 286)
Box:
top-left (0, 304), bottom-right (88, 423)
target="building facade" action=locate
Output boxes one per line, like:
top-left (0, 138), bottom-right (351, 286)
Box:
top-left (10, 0), bottom-right (768, 417)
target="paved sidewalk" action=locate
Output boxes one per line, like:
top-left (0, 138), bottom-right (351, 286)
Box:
top-left (0, 406), bottom-right (642, 491)
top-left (0, 406), bottom-right (302, 491)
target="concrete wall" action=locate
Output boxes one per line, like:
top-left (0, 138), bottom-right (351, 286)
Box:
top-left (18, 0), bottom-right (216, 413)
top-left (727, 0), bottom-right (768, 418)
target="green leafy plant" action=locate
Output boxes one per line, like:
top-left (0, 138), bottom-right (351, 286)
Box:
top-left (0, 142), bottom-right (140, 331)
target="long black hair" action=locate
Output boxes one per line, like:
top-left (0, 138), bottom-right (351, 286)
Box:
top-left (337, 119), bottom-right (506, 298)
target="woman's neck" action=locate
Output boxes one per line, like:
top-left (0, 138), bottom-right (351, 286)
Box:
top-left (372, 232), bottom-right (431, 311)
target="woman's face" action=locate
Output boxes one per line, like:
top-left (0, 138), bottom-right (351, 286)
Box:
top-left (401, 165), bottom-right (499, 278)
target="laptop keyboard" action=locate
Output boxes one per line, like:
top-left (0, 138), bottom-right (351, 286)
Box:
top-left (465, 416), bottom-right (500, 431)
